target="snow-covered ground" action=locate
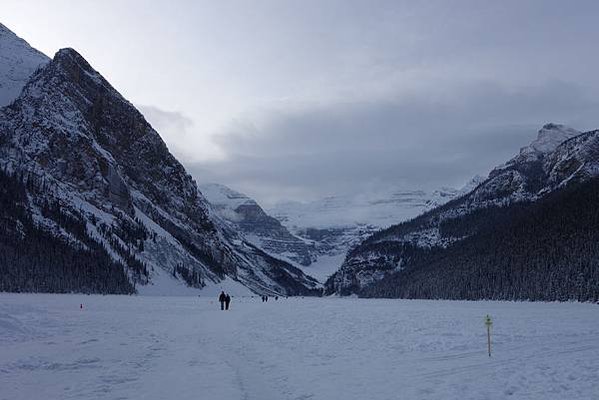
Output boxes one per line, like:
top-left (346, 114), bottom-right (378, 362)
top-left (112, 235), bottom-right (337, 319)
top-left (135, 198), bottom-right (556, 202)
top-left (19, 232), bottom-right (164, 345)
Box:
top-left (1, 294), bottom-right (598, 400)
top-left (136, 267), bottom-right (254, 297)
top-left (301, 253), bottom-right (346, 283)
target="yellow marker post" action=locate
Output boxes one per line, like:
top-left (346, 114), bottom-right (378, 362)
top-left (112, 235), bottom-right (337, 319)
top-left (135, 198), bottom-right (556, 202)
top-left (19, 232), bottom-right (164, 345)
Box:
top-left (485, 315), bottom-right (493, 357)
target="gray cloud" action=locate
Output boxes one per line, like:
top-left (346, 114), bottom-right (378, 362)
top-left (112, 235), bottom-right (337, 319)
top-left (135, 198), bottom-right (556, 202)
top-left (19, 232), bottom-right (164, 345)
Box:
top-left (186, 79), bottom-right (599, 205)
top-left (139, 106), bottom-right (193, 141)
top-left (138, 105), bottom-right (224, 162)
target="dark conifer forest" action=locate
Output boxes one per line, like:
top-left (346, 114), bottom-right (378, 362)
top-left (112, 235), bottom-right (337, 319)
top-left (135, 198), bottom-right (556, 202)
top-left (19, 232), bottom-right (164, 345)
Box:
top-left (0, 169), bottom-right (135, 294)
top-left (361, 178), bottom-right (599, 301)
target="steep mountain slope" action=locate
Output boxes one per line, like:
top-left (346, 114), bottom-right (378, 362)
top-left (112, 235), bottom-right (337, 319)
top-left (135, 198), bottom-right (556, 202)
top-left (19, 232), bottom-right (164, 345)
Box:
top-left (327, 124), bottom-right (599, 300)
top-left (360, 179), bottom-right (599, 301)
top-left (199, 183), bottom-right (315, 266)
top-left (269, 185), bottom-right (473, 281)
top-left (0, 23), bottom-right (49, 107)
top-left (0, 25), bottom-right (319, 296)
top-left (0, 168), bottom-right (135, 294)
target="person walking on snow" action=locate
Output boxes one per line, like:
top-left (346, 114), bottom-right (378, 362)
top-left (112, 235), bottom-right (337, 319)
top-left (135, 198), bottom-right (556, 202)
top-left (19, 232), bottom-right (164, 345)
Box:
top-left (225, 294), bottom-right (231, 310)
top-left (219, 291), bottom-right (226, 310)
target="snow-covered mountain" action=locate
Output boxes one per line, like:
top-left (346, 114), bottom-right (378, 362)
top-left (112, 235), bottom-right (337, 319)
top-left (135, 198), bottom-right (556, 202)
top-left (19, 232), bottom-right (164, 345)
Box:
top-left (0, 24), bottom-right (319, 296)
top-left (198, 182), bottom-right (467, 283)
top-left (269, 185), bottom-right (470, 281)
top-left (327, 123), bottom-right (599, 301)
top-left (0, 23), bottom-right (49, 107)
top-left (271, 188), bottom-right (461, 230)
top-left (199, 183), bottom-right (315, 266)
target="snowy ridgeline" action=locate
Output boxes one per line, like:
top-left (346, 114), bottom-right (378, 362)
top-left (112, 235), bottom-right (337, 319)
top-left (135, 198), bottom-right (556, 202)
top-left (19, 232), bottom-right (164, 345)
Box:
top-left (0, 23), bottom-right (320, 297)
top-left (1, 294), bottom-right (598, 400)
top-left (0, 23), bottom-right (49, 107)
top-left (327, 124), bottom-right (599, 298)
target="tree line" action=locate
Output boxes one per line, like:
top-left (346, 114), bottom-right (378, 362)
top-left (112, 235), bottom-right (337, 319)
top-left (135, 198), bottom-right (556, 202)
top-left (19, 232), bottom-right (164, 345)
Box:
top-left (0, 169), bottom-right (135, 294)
top-left (360, 178), bottom-right (599, 302)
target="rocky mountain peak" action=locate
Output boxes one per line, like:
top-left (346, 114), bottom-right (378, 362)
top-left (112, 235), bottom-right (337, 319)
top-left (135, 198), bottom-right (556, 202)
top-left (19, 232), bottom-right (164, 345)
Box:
top-left (491, 124), bottom-right (583, 177)
top-left (327, 123), bottom-right (599, 298)
top-left (25, 47), bottom-right (123, 109)
top-left (13, 45), bottom-right (205, 215)
top-left (200, 183), bottom-right (257, 209)
top-left (51, 48), bottom-right (102, 84)
top-left (0, 23), bottom-right (320, 296)
top-left (523, 123), bottom-right (580, 155)
top-left (200, 183), bottom-right (316, 267)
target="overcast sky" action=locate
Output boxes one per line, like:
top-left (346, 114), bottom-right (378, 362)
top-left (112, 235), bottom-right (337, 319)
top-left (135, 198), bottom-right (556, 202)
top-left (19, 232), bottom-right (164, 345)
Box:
top-left (4, 1), bottom-right (599, 205)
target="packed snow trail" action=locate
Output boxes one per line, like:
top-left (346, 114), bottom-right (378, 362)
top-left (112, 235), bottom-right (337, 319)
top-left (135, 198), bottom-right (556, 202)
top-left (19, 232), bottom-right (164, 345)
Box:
top-left (1, 295), bottom-right (598, 400)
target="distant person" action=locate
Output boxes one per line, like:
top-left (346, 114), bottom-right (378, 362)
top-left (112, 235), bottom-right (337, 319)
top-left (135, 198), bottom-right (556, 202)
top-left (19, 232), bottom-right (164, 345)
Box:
top-left (225, 294), bottom-right (231, 310)
top-left (219, 291), bottom-right (226, 310)
top-left (275, 296), bottom-right (279, 301)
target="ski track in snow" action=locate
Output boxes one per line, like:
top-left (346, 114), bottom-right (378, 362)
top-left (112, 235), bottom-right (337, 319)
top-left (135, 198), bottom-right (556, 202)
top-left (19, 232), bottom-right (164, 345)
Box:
top-left (1, 294), bottom-right (598, 400)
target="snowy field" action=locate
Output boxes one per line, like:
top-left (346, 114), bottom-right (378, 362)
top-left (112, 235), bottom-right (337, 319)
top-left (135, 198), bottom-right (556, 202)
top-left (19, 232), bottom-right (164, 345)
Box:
top-left (1, 294), bottom-right (598, 400)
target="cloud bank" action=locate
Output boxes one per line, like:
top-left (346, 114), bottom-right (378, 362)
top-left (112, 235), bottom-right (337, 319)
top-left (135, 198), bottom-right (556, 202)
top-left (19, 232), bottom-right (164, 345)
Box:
top-left (187, 79), bottom-right (599, 205)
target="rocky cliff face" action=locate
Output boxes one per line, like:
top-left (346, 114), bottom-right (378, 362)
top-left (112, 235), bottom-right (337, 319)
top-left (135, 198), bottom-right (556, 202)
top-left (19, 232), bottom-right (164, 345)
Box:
top-left (0, 25), bottom-right (319, 296)
top-left (326, 124), bottom-right (599, 296)
top-left (199, 183), bottom-right (463, 284)
top-left (199, 183), bottom-right (315, 266)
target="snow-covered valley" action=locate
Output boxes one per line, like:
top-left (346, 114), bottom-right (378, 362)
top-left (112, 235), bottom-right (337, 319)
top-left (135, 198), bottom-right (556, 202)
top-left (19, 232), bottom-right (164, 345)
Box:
top-left (2, 294), bottom-right (598, 400)
top-left (267, 182), bottom-right (482, 282)
top-left (198, 182), bottom-right (470, 284)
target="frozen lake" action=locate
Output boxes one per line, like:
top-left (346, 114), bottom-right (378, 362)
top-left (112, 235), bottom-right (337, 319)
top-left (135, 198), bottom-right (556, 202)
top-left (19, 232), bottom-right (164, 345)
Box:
top-left (1, 294), bottom-right (598, 400)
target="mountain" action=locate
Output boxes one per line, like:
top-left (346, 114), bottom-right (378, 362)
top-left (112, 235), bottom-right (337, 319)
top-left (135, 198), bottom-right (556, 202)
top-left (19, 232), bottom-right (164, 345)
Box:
top-left (326, 124), bottom-right (599, 301)
top-left (269, 186), bottom-right (468, 281)
top-left (199, 183), bottom-right (315, 266)
top-left (0, 23), bottom-right (49, 107)
top-left (0, 24), bottom-right (319, 296)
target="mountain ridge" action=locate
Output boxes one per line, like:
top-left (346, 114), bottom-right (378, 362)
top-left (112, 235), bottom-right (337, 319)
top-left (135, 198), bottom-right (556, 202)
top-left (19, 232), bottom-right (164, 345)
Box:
top-left (326, 123), bottom-right (599, 300)
top-left (0, 25), bottom-right (319, 296)
top-left (268, 185), bottom-right (468, 282)
top-left (0, 23), bottom-right (49, 107)
top-left (199, 183), bottom-right (316, 267)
